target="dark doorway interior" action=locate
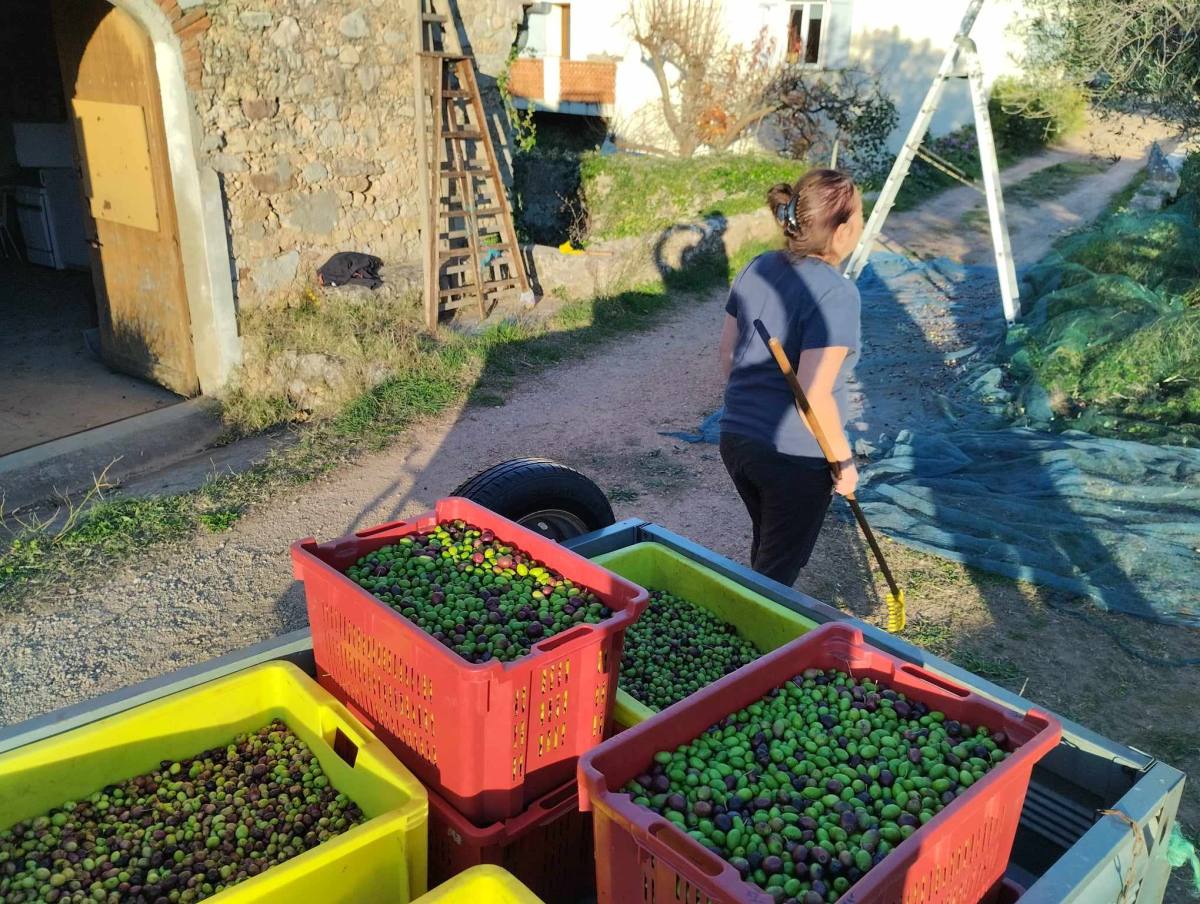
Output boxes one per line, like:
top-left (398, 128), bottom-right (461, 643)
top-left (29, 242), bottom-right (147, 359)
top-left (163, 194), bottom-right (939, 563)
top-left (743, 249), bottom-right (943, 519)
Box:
top-left (0, 0), bottom-right (179, 457)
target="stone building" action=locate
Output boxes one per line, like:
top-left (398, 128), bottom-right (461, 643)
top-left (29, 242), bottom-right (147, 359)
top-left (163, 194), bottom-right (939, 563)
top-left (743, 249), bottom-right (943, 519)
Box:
top-left (0, 0), bottom-right (523, 455)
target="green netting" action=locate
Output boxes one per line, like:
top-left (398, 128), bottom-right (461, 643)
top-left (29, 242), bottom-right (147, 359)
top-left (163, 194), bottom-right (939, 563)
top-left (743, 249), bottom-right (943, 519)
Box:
top-left (1169, 823), bottom-right (1200, 899)
top-left (1008, 193), bottom-right (1200, 445)
top-left (668, 250), bottom-right (1200, 627)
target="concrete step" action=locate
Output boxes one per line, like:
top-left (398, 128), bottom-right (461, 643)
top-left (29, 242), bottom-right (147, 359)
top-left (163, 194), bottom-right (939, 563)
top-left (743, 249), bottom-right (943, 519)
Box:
top-left (0, 399), bottom-right (225, 513)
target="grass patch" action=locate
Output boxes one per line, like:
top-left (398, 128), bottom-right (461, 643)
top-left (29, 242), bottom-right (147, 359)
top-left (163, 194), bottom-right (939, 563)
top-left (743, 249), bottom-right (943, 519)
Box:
top-left (199, 510), bottom-right (241, 533)
top-left (901, 618), bottom-right (1022, 685)
top-left (951, 650), bottom-right (1022, 683)
top-left (1099, 170), bottom-right (1150, 220)
top-left (1006, 160), bottom-right (1112, 204)
top-left (0, 241), bottom-right (774, 603)
top-left (581, 153), bottom-right (804, 241)
top-left (1143, 728), bottom-right (1200, 765)
top-left (962, 159), bottom-right (1112, 228)
top-left (607, 487), bottom-right (641, 503)
top-left (891, 127), bottom-right (1023, 213)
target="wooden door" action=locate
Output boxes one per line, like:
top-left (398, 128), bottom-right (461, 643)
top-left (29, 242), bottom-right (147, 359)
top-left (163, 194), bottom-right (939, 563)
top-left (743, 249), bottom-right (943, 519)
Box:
top-left (52, 0), bottom-right (198, 396)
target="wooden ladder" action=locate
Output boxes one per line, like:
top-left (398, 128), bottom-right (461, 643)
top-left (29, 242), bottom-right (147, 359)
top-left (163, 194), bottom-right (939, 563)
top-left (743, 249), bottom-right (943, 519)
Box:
top-left (413, 0), bottom-right (531, 329)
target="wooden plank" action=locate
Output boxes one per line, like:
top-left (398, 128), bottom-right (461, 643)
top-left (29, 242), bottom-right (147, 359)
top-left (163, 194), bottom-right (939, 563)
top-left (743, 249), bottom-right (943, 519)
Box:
top-left (440, 242), bottom-right (511, 257)
top-left (438, 205), bottom-right (501, 218)
top-left (437, 277), bottom-right (520, 297)
top-left (72, 99), bottom-right (160, 231)
top-left (436, 167), bottom-right (491, 178)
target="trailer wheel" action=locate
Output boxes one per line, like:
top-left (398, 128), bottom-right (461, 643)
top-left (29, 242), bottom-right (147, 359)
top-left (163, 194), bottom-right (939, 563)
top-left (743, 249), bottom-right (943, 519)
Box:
top-left (451, 458), bottom-right (615, 542)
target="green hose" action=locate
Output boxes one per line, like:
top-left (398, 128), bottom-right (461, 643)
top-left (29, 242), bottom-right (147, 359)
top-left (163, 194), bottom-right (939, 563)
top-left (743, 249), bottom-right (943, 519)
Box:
top-left (1169, 823), bottom-right (1200, 898)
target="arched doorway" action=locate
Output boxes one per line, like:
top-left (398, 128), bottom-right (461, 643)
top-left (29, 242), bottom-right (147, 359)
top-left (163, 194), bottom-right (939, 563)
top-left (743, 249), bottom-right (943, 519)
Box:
top-left (0, 0), bottom-right (238, 455)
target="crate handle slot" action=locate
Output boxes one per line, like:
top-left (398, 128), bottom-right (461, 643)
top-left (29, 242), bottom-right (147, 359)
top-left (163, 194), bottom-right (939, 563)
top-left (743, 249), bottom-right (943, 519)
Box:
top-left (646, 821), bottom-right (725, 877)
top-left (531, 783), bottom-right (581, 825)
top-left (332, 727), bottom-right (360, 767)
top-left (535, 624), bottom-right (591, 653)
top-left (355, 520), bottom-right (411, 539)
top-left (899, 663), bottom-right (970, 698)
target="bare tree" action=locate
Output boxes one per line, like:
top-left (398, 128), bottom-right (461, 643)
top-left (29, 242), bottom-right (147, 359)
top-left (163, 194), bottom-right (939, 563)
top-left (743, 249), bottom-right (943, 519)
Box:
top-left (625, 0), bottom-right (784, 156)
top-left (1023, 0), bottom-right (1200, 131)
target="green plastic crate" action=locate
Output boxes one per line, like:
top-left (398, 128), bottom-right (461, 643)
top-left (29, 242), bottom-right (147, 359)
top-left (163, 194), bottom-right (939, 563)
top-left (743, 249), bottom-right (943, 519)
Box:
top-left (592, 542), bottom-right (818, 727)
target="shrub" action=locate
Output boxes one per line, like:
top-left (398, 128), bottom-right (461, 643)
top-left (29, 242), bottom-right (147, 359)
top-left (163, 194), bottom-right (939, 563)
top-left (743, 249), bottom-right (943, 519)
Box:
top-left (989, 75), bottom-right (1088, 154)
top-left (1179, 151), bottom-right (1200, 200)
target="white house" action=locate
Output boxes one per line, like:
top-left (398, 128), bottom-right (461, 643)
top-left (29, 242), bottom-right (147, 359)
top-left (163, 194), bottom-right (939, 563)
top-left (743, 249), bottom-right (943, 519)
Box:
top-left (508, 0), bottom-right (1030, 152)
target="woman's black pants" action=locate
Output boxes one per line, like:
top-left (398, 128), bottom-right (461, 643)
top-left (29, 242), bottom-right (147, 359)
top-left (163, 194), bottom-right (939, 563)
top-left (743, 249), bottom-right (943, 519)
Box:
top-left (719, 432), bottom-right (833, 587)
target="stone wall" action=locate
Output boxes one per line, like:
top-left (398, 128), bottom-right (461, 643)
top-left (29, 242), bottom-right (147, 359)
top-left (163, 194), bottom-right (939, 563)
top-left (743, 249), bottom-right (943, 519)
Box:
top-left (189, 0), bottom-right (525, 305)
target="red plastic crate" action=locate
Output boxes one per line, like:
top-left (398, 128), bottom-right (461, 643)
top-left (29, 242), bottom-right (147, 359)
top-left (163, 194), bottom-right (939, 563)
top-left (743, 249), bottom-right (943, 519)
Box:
top-left (292, 497), bottom-right (649, 824)
top-left (428, 779), bottom-right (595, 903)
top-left (578, 623), bottom-right (1061, 904)
top-left (979, 877), bottom-right (1025, 904)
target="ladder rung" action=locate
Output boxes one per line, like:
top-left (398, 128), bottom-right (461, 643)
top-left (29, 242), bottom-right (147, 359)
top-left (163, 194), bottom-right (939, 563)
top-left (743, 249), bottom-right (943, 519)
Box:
top-left (442, 89), bottom-right (472, 98)
top-left (482, 279), bottom-right (521, 292)
top-left (438, 168), bottom-right (493, 179)
top-left (437, 197), bottom-right (501, 209)
top-left (438, 243), bottom-right (512, 259)
top-left (422, 12), bottom-right (447, 22)
top-left (439, 279), bottom-right (520, 299)
top-left (420, 51), bottom-right (469, 60)
top-left (439, 206), bottom-right (502, 218)
top-left (443, 130), bottom-right (483, 139)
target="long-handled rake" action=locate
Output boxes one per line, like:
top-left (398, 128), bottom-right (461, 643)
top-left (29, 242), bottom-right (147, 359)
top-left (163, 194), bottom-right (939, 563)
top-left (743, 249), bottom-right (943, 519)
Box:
top-left (753, 319), bottom-right (907, 632)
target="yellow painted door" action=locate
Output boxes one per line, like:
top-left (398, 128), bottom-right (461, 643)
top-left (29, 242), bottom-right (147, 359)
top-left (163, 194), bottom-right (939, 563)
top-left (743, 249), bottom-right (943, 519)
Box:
top-left (53, 0), bottom-right (198, 396)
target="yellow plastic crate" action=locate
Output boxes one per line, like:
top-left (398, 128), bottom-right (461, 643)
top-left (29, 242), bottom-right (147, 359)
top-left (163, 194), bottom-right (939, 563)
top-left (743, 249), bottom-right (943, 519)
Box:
top-left (0, 662), bottom-right (428, 902)
top-left (593, 542), bottom-right (819, 728)
top-left (414, 865), bottom-right (545, 903)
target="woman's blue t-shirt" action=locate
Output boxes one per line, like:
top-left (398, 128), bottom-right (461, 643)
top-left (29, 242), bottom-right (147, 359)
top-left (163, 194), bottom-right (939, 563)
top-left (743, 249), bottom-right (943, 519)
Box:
top-left (721, 252), bottom-right (861, 458)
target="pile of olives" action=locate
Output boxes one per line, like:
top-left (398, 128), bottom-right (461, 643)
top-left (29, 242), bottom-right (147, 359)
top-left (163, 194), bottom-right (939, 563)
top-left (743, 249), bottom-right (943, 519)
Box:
top-left (0, 721), bottom-right (364, 904)
top-left (345, 520), bottom-right (612, 663)
top-left (623, 669), bottom-right (1010, 903)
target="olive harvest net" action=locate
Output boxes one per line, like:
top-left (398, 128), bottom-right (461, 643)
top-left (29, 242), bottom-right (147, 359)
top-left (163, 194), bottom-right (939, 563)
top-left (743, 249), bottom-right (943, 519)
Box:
top-left (663, 227), bottom-right (1200, 628)
top-left (1008, 194), bottom-right (1200, 445)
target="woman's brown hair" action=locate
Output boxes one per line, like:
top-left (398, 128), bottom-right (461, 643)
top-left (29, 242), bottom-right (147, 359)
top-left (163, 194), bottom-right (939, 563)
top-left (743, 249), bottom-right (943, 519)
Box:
top-left (766, 168), bottom-right (859, 259)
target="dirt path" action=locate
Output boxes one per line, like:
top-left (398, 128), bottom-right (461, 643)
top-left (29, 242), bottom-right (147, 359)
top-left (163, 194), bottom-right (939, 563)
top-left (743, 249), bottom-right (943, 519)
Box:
top-left (877, 113), bottom-right (1180, 267)
top-left (1, 114), bottom-right (1195, 896)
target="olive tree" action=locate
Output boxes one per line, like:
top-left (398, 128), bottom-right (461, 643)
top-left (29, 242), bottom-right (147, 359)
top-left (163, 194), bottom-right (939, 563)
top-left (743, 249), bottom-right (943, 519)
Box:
top-left (1023, 0), bottom-right (1200, 131)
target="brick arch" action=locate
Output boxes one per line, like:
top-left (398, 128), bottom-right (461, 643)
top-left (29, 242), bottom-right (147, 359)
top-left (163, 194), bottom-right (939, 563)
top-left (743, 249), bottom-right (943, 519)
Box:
top-left (150, 1), bottom-right (211, 89)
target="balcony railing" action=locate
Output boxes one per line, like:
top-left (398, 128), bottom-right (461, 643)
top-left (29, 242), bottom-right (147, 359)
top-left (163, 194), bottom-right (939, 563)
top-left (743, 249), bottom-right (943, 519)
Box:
top-left (507, 58), bottom-right (616, 109)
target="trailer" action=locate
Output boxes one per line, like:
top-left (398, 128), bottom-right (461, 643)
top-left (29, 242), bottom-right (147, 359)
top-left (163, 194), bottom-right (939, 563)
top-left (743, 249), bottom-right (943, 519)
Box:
top-left (0, 518), bottom-right (1185, 903)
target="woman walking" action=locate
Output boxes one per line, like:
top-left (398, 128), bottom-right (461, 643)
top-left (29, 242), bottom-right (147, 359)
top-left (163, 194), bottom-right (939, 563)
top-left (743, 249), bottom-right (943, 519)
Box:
top-left (719, 168), bottom-right (864, 586)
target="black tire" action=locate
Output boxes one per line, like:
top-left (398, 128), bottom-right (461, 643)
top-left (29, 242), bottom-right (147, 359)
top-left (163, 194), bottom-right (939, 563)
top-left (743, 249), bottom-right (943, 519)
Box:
top-left (450, 458), bottom-right (615, 542)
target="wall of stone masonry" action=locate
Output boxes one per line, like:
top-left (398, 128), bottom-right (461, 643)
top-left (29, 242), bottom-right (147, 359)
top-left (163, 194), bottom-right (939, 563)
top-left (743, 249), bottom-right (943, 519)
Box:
top-left (188, 0), bottom-right (525, 306)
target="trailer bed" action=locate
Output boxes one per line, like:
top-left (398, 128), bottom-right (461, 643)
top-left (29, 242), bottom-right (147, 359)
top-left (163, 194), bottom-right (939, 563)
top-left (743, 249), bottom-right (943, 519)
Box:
top-left (0, 520), bottom-right (1185, 903)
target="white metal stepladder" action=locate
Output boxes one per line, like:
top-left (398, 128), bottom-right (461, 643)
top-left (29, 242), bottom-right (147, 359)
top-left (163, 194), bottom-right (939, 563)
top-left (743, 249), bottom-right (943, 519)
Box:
top-left (843, 0), bottom-right (1021, 324)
